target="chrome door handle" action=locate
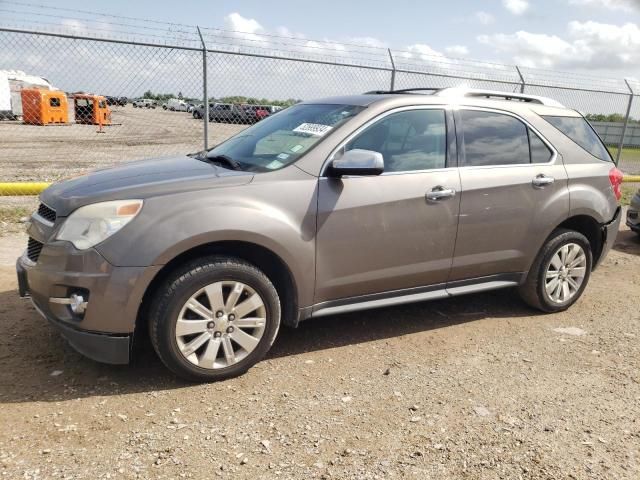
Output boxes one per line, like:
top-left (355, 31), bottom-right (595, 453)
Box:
top-left (532, 174), bottom-right (555, 188)
top-left (426, 186), bottom-right (456, 201)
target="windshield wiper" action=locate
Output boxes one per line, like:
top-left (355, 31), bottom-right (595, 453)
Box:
top-left (197, 153), bottom-right (244, 171)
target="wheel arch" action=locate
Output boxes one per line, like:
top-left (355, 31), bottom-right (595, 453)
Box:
top-left (551, 214), bottom-right (604, 267)
top-left (136, 240), bottom-right (300, 342)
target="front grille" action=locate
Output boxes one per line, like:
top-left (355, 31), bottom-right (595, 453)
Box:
top-left (27, 237), bottom-right (44, 263)
top-left (37, 203), bottom-right (56, 223)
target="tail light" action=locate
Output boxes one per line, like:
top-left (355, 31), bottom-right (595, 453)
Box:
top-left (609, 167), bottom-right (624, 201)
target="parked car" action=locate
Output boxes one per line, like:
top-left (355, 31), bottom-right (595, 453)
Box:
top-left (17, 87), bottom-right (623, 382)
top-left (242, 104), bottom-right (282, 123)
top-left (105, 96), bottom-right (129, 107)
top-left (163, 98), bottom-right (188, 112)
top-left (192, 103), bottom-right (212, 120)
top-left (627, 188), bottom-right (640, 236)
top-left (186, 103), bottom-right (197, 113)
top-left (210, 103), bottom-right (254, 124)
top-left (132, 99), bottom-right (156, 109)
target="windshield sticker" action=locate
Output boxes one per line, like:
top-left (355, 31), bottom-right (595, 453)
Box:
top-left (293, 123), bottom-right (333, 136)
top-left (290, 144), bottom-right (304, 153)
top-left (277, 153), bottom-right (290, 160)
top-left (266, 159), bottom-right (284, 170)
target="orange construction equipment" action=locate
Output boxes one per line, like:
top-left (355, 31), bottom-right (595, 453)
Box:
top-left (21, 88), bottom-right (69, 125)
top-left (73, 94), bottom-right (112, 125)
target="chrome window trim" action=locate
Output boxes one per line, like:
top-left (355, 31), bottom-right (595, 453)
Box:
top-left (455, 106), bottom-right (558, 169)
top-left (320, 104), bottom-right (451, 177)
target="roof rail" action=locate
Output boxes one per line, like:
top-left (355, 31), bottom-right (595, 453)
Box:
top-left (363, 88), bottom-right (440, 95)
top-left (433, 87), bottom-right (565, 107)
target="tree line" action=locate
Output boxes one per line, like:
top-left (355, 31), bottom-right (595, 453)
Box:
top-left (585, 113), bottom-right (639, 124)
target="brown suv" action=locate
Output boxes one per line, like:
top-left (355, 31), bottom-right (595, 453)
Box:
top-left (17, 88), bottom-right (623, 381)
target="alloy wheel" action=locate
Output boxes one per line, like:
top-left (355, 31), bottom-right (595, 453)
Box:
top-left (544, 243), bottom-right (587, 304)
top-left (174, 281), bottom-right (266, 369)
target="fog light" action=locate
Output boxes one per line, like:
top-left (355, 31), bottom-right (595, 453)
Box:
top-left (50, 293), bottom-right (88, 314)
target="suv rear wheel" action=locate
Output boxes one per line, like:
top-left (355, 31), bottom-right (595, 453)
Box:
top-left (519, 229), bottom-right (593, 313)
top-left (149, 256), bottom-right (281, 382)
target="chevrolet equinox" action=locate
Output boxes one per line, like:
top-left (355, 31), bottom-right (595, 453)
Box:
top-left (17, 88), bottom-right (623, 381)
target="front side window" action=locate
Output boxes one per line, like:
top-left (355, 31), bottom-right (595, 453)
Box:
top-left (529, 128), bottom-right (553, 163)
top-left (461, 110), bottom-right (530, 166)
top-left (204, 103), bottom-right (364, 172)
top-left (542, 115), bottom-right (611, 162)
top-left (344, 109), bottom-right (447, 172)
top-left (49, 97), bottom-right (61, 107)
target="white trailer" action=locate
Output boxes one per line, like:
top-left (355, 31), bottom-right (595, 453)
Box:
top-left (0, 70), bottom-right (54, 120)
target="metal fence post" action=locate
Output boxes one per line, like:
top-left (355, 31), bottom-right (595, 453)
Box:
top-left (616, 79), bottom-right (634, 165)
top-left (197, 26), bottom-right (209, 151)
top-left (515, 65), bottom-right (525, 93)
top-left (388, 49), bottom-right (396, 91)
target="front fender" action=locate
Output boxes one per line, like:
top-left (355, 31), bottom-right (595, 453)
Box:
top-left (96, 180), bottom-right (318, 306)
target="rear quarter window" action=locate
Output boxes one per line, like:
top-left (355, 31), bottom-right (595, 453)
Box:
top-left (542, 115), bottom-right (612, 162)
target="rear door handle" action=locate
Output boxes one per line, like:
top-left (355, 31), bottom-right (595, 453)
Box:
top-left (426, 186), bottom-right (456, 201)
top-left (532, 174), bottom-right (555, 188)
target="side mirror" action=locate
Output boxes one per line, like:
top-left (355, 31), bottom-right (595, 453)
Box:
top-left (330, 149), bottom-right (384, 177)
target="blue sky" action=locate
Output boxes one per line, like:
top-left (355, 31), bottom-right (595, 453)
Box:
top-left (10, 0), bottom-right (640, 77)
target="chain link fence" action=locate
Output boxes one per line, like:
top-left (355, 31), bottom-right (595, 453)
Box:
top-left (1, 22), bottom-right (640, 201)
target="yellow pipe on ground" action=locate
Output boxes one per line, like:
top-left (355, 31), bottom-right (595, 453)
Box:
top-left (622, 175), bottom-right (640, 183)
top-left (0, 182), bottom-right (51, 196)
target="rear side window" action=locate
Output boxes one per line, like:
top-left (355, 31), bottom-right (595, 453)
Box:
top-left (461, 110), bottom-right (529, 166)
top-left (542, 115), bottom-right (611, 162)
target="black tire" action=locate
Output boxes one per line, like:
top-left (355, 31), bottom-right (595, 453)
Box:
top-left (193, 111), bottom-right (201, 119)
top-left (148, 256), bottom-right (281, 382)
top-left (518, 229), bottom-right (593, 313)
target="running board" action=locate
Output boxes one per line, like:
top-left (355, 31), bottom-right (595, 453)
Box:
top-left (310, 276), bottom-right (521, 319)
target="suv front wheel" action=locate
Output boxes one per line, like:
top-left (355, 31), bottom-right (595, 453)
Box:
top-left (149, 256), bottom-right (281, 382)
top-left (519, 229), bottom-right (593, 313)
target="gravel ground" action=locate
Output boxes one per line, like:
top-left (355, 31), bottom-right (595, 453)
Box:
top-left (0, 105), bottom-right (245, 184)
top-left (0, 223), bottom-right (638, 479)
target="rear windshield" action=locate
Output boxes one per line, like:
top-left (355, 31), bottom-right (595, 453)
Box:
top-left (542, 115), bottom-right (612, 162)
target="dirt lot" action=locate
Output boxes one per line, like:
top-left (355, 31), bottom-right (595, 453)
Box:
top-left (0, 224), bottom-right (638, 480)
top-left (0, 105), bottom-right (245, 183)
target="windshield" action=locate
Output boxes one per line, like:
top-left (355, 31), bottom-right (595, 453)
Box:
top-left (204, 103), bottom-right (364, 172)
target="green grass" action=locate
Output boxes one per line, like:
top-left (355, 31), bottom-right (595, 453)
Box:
top-left (621, 185), bottom-right (636, 206)
top-left (608, 146), bottom-right (640, 174)
top-left (0, 205), bottom-right (30, 224)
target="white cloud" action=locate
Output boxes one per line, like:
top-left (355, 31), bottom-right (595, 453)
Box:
top-left (503, 0), bottom-right (530, 15)
top-left (403, 43), bottom-right (444, 59)
top-left (475, 11), bottom-right (495, 25)
top-left (445, 45), bottom-right (470, 56)
top-left (478, 20), bottom-right (640, 73)
top-left (224, 12), bottom-right (263, 34)
top-left (348, 37), bottom-right (387, 48)
top-left (568, 0), bottom-right (639, 11)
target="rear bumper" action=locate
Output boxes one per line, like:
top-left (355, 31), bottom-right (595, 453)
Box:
top-left (627, 195), bottom-right (640, 232)
top-left (596, 206), bottom-right (622, 267)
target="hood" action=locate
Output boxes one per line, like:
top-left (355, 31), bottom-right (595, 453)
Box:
top-left (41, 155), bottom-right (254, 217)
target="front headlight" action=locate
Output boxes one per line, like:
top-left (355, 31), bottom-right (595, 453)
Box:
top-left (56, 200), bottom-right (143, 250)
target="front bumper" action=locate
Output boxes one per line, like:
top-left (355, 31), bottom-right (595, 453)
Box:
top-left (16, 240), bottom-right (160, 365)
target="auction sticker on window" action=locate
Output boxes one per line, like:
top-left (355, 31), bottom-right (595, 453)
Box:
top-left (293, 123), bottom-right (333, 136)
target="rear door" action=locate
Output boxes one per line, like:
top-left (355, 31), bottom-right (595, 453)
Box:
top-left (449, 108), bottom-right (569, 281)
top-left (314, 106), bottom-right (461, 303)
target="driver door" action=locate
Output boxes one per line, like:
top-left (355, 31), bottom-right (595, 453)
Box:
top-left (314, 107), bottom-right (461, 304)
